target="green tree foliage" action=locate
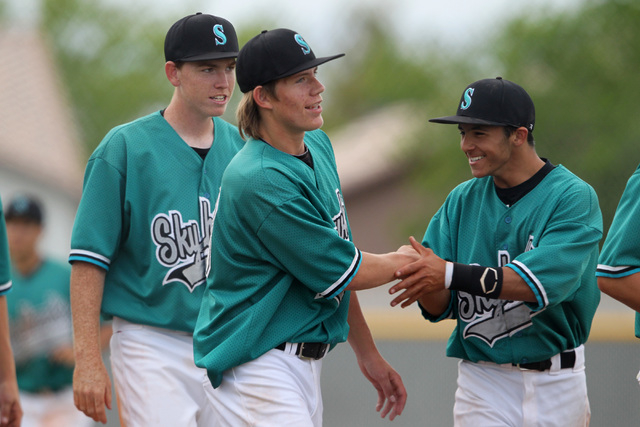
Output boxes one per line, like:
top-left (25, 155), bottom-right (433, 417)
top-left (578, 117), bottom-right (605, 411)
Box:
top-left (323, 9), bottom-right (487, 230)
top-left (323, 8), bottom-right (473, 131)
top-left (38, 0), bottom-right (271, 157)
top-left (40, 0), bottom-right (173, 157)
top-left (24, 0), bottom-right (639, 233)
top-left (485, 0), bottom-right (640, 231)
top-left (325, 1), bottom-right (640, 235)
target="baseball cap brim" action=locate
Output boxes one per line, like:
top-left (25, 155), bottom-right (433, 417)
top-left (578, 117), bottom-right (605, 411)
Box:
top-left (429, 115), bottom-right (508, 127)
top-left (265, 53), bottom-right (345, 85)
top-left (178, 51), bottom-right (239, 62)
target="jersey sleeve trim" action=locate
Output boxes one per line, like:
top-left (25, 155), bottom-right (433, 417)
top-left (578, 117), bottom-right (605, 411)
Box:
top-left (596, 265), bottom-right (640, 278)
top-left (68, 250), bottom-right (111, 271)
top-left (0, 280), bottom-right (11, 294)
top-left (507, 260), bottom-right (549, 311)
top-left (418, 293), bottom-right (454, 322)
top-left (322, 248), bottom-right (362, 300)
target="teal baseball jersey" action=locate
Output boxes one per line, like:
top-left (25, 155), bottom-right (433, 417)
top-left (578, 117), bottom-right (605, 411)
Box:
top-left (0, 197), bottom-right (10, 295)
top-left (7, 259), bottom-right (74, 392)
top-left (597, 164), bottom-right (640, 337)
top-left (194, 129), bottom-right (360, 388)
top-left (69, 112), bottom-right (244, 332)
top-left (422, 165), bottom-right (602, 365)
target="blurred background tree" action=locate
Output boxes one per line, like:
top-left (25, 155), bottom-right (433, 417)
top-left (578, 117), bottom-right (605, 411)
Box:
top-left (3, 0), bottom-right (637, 233)
top-left (40, 0), bottom-right (172, 156)
top-left (323, 0), bottom-right (640, 235)
top-left (37, 0), bottom-right (271, 157)
top-left (489, 0), bottom-right (640, 234)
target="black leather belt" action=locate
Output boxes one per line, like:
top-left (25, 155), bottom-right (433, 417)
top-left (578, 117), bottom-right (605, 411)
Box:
top-left (276, 342), bottom-right (329, 360)
top-left (513, 349), bottom-right (576, 371)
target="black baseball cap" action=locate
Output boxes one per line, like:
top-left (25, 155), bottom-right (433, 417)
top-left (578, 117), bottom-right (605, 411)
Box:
top-left (429, 77), bottom-right (535, 132)
top-left (236, 28), bottom-right (345, 93)
top-left (164, 13), bottom-right (239, 62)
top-left (5, 194), bottom-right (43, 224)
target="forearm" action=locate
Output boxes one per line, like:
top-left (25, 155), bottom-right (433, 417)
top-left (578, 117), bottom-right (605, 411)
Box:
top-left (70, 262), bottom-right (107, 365)
top-left (0, 297), bottom-right (16, 382)
top-left (500, 267), bottom-right (536, 302)
top-left (418, 289), bottom-right (451, 318)
top-left (392, 248), bottom-right (537, 310)
top-left (446, 263), bottom-right (535, 302)
top-left (347, 293), bottom-right (407, 420)
top-left (598, 273), bottom-right (640, 312)
top-left (347, 293), bottom-right (377, 357)
top-left (347, 251), bottom-right (413, 291)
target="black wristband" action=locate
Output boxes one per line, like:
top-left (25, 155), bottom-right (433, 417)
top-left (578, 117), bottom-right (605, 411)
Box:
top-left (449, 263), bottom-right (503, 298)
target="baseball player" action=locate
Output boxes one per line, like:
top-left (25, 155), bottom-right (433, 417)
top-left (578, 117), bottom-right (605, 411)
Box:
top-left (68, 13), bottom-right (244, 426)
top-left (193, 28), bottom-right (414, 426)
top-left (389, 77), bottom-right (602, 426)
top-left (597, 165), bottom-right (640, 380)
top-left (5, 194), bottom-right (99, 427)
top-left (0, 195), bottom-right (22, 427)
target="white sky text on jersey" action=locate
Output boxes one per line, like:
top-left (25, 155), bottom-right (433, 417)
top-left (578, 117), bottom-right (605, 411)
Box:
top-left (151, 197), bottom-right (213, 292)
top-left (315, 188), bottom-right (350, 303)
top-left (459, 237), bottom-right (539, 347)
top-left (332, 189), bottom-right (349, 240)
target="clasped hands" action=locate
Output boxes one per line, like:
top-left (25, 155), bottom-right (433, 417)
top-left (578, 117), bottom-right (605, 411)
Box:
top-left (389, 236), bottom-right (448, 308)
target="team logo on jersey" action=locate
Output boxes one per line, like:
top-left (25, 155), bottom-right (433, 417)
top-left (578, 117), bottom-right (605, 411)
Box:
top-left (460, 295), bottom-right (534, 347)
top-left (458, 239), bottom-right (540, 346)
top-left (151, 197), bottom-right (213, 292)
top-left (332, 189), bottom-right (349, 240)
top-left (460, 88), bottom-right (474, 110)
top-left (213, 24), bottom-right (227, 46)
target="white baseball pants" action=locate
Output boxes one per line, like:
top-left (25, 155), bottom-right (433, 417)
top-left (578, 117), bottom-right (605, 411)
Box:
top-left (110, 317), bottom-right (216, 427)
top-left (203, 348), bottom-right (324, 427)
top-left (454, 345), bottom-right (590, 426)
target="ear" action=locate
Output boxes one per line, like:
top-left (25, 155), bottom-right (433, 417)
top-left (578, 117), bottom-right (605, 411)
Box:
top-left (165, 61), bottom-right (180, 87)
top-left (512, 127), bottom-right (529, 147)
top-left (253, 86), bottom-right (274, 110)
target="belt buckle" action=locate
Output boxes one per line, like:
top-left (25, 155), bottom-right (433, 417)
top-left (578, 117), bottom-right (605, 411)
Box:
top-left (514, 359), bottom-right (551, 371)
top-left (515, 363), bottom-right (534, 371)
top-left (298, 342), bottom-right (328, 360)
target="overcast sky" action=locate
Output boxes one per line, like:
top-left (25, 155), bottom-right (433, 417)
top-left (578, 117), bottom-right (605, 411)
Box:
top-left (8, 0), bottom-right (587, 50)
top-left (203, 0), bottom-right (585, 46)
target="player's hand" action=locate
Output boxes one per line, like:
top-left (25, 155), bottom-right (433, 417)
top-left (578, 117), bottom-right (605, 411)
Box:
top-left (396, 244), bottom-right (419, 260)
top-left (73, 358), bottom-right (112, 424)
top-left (356, 352), bottom-right (407, 421)
top-left (0, 379), bottom-right (22, 427)
top-left (390, 236), bottom-right (447, 308)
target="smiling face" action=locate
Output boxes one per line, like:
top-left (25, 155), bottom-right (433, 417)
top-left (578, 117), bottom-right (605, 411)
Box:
top-left (173, 58), bottom-right (236, 118)
top-left (269, 67), bottom-right (325, 136)
top-left (458, 123), bottom-right (518, 187)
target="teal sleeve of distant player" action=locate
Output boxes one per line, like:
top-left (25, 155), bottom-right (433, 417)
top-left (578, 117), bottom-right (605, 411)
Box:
top-left (598, 165), bottom-right (640, 276)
